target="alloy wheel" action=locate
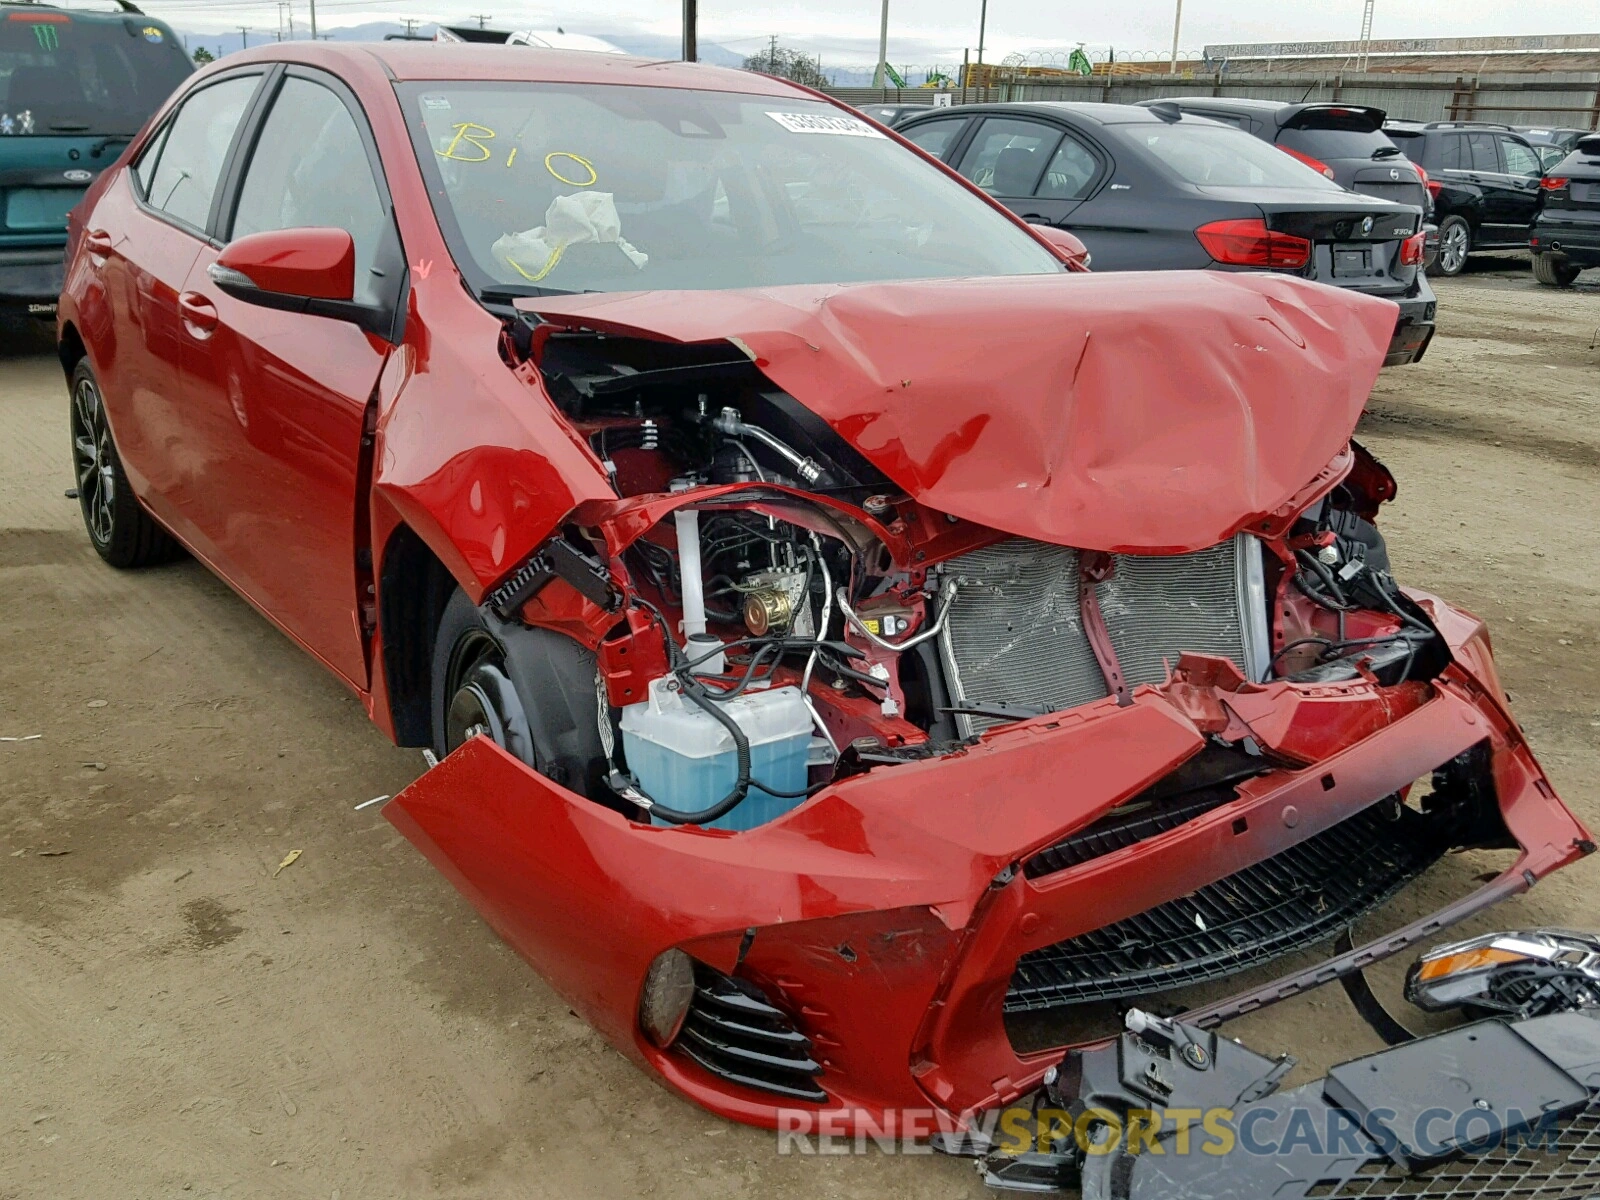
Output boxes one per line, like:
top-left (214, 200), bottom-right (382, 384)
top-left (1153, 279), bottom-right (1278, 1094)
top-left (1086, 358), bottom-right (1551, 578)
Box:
top-left (71, 376), bottom-right (115, 546)
top-left (1440, 223), bottom-right (1469, 274)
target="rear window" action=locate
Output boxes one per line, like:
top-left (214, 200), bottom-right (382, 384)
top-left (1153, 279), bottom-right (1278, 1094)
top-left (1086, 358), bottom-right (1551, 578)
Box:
top-left (0, 12), bottom-right (191, 136)
top-left (1278, 125), bottom-right (1397, 160)
top-left (1134, 124), bottom-right (1343, 189)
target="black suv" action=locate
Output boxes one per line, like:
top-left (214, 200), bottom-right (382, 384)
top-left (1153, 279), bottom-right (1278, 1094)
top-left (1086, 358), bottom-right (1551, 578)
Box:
top-left (1141, 100), bottom-right (1429, 206)
top-left (1530, 133), bottom-right (1600, 287)
top-left (1382, 121), bottom-right (1547, 275)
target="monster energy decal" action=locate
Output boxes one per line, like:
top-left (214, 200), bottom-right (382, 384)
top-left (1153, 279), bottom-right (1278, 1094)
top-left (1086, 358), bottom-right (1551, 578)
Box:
top-left (32, 23), bottom-right (61, 51)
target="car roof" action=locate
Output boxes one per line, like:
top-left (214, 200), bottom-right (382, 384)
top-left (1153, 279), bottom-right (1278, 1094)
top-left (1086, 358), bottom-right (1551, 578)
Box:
top-left (0, 0), bottom-right (177, 25)
top-left (900, 100), bottom-right (1235, 128)
top-left (218, 41), bottom-right (808, 97)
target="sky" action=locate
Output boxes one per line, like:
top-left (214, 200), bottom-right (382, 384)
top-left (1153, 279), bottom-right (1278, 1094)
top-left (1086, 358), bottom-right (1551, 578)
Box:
top-left (122, 0), bottom-right (1594, 67)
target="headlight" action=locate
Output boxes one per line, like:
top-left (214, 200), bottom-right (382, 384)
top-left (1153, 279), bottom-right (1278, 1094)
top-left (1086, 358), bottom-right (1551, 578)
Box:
top-left (1405, 930), bottom-right (1600, 1017)
top-left (639, 948), bottom-right (696, 1048)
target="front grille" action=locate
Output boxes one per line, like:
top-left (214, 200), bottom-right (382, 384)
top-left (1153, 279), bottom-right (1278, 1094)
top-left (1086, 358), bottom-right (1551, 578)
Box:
top-left (675, 966), bottom-right (827, 1103)
top-left (1331, 1104), bottom-right (1600, 1198)
top-left (1006, 800), bottom-right (1446, 1012)
top-left (1023, 785), bottom-right (1239, 877)
top-left (1354, 181), bottom-right (1428, 207)
top-left (937, 536), bottom-right (1267, 736)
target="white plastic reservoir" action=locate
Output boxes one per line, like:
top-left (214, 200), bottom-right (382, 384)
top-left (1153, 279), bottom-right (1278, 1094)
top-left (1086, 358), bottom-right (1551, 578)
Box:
top-left (620, 677), bottom-right (813, 831)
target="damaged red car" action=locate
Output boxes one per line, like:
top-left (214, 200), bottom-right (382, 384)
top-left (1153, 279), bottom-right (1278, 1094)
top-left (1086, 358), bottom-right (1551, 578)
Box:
top-left (58, 43), bottom-right (1590, 1135)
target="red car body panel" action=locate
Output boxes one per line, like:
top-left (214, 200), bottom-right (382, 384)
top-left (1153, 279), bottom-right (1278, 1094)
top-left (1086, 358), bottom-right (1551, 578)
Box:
top-left (54, 42), bottom-right (1590, 1136)
top-left (518, 271), bottom-right (1395, 554)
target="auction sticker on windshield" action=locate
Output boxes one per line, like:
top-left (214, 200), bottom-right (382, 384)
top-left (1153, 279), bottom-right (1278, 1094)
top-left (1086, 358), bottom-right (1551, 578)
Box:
top-left (766, 112), bottom-right (884, 137)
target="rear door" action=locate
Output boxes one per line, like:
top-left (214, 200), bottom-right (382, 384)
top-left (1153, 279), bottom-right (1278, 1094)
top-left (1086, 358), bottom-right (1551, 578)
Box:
top-left (174, 67), bottom-right (400, 685)
top-left (1492, 134), bottom-right (1544, 235)
top-left (77, 70), bottom-right (263, 523)
top-left (952, 116), bottom-right (1102, 227)
top-left (1463, 132), bottom-right (1524, 244)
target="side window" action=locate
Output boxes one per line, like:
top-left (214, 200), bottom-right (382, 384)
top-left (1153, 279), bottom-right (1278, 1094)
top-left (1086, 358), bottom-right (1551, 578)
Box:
top-left (1467, 133), bottom-right (1500, 173)
top-left (956, 118), bottom-right (1064, 197)
top-left (231, 76), bottom-right (388, 304)
top-left (131, 121), bottom-right (171, 197)
top-left (1498, 137), bottom-right (1541, 178)
top-left (1439, 134), bottom-right (1463, 170)
top-left (143, 76), bottom-right (260, 231)
top-left (1036, 134), bottom-right (1102, 200)
top-left (902, 118), bottom-right (965, 161)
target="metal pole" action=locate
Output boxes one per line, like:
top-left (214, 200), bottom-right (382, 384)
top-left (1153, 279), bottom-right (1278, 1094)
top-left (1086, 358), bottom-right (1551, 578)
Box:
top-left (682, 0), bottom-right (696, 61)
top-left (873, 0), bottom-right (889, 88)
top-left (1169, 0), bottom-right (1182, 73)
top-left (977, 0), bottom-right (987, 66)
top-left (238, 25), bottom-right (251, 49)
top-left (308, 0), bottom-right (317, 41)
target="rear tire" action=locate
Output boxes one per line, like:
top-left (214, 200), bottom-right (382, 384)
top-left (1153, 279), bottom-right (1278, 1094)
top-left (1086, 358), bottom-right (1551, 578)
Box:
top-left (1432, 216), bottom-right (1471, 276)
top-left (1532, 252), bottom-right (1581, 288)
top-left (68, 359), bottom-right (183, 568)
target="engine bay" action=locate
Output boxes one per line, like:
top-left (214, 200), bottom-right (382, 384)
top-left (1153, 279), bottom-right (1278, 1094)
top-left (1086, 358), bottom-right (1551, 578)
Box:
top-left (495, 323), bottom-right (1448, 830)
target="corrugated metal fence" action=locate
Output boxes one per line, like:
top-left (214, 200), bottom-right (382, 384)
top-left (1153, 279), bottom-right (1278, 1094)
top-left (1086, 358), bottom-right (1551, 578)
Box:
top-left (826, 72), bottom-right (1600, 128)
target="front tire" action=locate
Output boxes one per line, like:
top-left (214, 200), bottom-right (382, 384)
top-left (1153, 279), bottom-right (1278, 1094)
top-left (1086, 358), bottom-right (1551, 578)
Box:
top-left (1532, 252), bottom-right (1581, 288)
top-left (68, 359), bottom-right (182, 568)
top-left (429, 589), bottom-right (612, 799)
top-left (1432, 216), bottom-right (1471, 276)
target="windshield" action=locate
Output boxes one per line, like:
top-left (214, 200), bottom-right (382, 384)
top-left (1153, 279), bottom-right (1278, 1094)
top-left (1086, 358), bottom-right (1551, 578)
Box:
top-left (1135, 124), bottom-right (1344, 189)
top-left (398, 82), bottom-right (1061, 295)
top-left (0, 13), bottom-right (191, 136)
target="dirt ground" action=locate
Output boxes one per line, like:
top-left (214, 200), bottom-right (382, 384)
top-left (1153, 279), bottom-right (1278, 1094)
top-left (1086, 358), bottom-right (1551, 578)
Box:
top-left (2, 259), bottom-right (1597, 1200)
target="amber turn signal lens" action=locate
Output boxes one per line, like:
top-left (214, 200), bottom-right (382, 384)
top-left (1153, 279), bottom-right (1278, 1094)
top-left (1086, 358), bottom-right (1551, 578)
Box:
top-left (1415, 945), bottom-right (1527, 982)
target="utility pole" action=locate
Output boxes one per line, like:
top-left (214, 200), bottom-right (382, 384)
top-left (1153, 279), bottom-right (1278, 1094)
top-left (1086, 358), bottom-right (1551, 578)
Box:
top-left (470, 13), bottom-right (492, 29)
top-left (681, 0), bottom-right (696, 61)
top-left (308, 0), bottom-right (317, 41)
top-left (768, 34), bottom-right (778, 73)
top-left (237, 26), bottom-right (251, 49)
top-left (976, 0), bottom-right (986, 66)
top-left (1168, 0), bottom-right (1182, 73)
top-left (873, 0), bottom-right (889, 88)
top-left (402, 18), bottom-right (418, 38)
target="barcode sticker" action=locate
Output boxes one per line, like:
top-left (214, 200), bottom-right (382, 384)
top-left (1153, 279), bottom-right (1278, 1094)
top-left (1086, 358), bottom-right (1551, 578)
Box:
top-left (766, 111), bottom-right (885, 138)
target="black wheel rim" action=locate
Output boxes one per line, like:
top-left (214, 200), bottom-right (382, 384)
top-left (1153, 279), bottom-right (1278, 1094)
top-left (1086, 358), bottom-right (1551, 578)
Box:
top-left (70, 376), bottom-right (114, 546)
top-left (443, 629), bottom-right (535, 763)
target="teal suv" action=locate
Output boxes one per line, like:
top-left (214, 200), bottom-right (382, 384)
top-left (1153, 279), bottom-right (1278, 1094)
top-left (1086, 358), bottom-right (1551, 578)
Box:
top-left (1, 1), bottom-right (189, 311)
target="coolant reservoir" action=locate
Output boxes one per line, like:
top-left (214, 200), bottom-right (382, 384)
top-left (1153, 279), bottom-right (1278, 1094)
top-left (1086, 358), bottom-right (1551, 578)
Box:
top-left (620, 677), bottom-right (813, 831)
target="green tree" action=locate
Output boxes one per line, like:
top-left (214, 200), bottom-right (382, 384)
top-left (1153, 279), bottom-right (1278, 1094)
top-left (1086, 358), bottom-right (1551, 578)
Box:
top-left (742, 45), bottom-right (828, 88)
top-left (193, 47), bottom-right (215, 64)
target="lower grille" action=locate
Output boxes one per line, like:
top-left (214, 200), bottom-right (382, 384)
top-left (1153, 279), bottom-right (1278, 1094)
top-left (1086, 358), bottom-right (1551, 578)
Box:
top-left (676, 966), bottom-right (826, 1103)
top-left (1006, 800), bottom-right (1445, 1012)
top-left (937, 536), bottom-right (1268, 736)
top-left (1332, 1104), bottom-right (1600, 1198)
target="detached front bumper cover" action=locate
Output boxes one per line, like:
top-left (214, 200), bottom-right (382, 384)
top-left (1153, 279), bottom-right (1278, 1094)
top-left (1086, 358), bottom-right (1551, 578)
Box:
top-left (966, 1006), bottom-right (1600, 1198)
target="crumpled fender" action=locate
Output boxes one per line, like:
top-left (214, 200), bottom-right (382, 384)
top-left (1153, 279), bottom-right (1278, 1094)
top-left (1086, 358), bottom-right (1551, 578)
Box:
top-left (521, 271), bottom-right (1397, 553)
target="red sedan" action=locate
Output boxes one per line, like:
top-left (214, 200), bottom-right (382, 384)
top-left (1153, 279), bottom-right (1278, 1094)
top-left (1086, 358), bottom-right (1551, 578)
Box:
top-left (57, 43), bottom-right (1589, 1135)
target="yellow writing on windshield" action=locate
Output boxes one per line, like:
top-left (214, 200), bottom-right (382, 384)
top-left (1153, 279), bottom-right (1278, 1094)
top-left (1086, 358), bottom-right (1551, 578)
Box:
top-left (438, 122), bottom-right (496, 162)
top-left (545, 151), bottom-right (597, 187)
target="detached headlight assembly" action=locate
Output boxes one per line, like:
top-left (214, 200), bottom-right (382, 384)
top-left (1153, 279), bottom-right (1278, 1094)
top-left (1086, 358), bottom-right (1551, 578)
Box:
top-left (1405, 930), bottom-right (1600, 1019)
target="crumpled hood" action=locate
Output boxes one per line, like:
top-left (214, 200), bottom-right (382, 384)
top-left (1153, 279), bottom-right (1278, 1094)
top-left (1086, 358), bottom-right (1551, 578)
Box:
top-left (520, 270), bottom-right (1395, 552)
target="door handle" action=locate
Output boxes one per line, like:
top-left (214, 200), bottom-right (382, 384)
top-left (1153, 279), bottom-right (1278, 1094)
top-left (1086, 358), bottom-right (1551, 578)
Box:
top-left (84, 229), bottom-right (114, 265)
top-left (178, 291), bottom-right (218, 338)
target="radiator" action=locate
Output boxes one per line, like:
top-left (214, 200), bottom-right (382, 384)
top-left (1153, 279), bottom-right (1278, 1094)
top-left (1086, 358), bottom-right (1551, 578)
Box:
top-left (936, 535), bottom-right (1269, 736)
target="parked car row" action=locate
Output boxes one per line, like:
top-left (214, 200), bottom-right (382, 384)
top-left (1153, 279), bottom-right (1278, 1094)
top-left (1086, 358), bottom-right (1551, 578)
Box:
top-left (876, 101), bottom-right (1595, 292)
top-left (893, 100), bottom-right (1436, 363)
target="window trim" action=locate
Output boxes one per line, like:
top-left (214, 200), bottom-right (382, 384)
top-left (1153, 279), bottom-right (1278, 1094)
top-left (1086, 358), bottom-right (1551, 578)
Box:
top-left (129, 68), bottom-right (271, 242)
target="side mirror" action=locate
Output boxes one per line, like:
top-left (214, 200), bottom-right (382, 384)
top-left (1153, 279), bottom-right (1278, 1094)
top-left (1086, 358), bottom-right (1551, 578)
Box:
top-left (212, 227), bottom-right (355, 302)
top-left (1031, 224), bottom-right (1092, 271)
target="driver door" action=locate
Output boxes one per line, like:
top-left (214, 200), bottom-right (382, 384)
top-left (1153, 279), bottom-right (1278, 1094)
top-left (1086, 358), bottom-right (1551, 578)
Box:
top-left (176, 68), bottom-right (400, 685)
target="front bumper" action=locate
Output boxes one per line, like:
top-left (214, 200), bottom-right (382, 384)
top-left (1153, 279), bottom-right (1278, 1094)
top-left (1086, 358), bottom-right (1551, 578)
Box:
top-left (0, 245), bottom-right (65, 308)
top-left (385, 595), bottom-right (1589, 1131)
